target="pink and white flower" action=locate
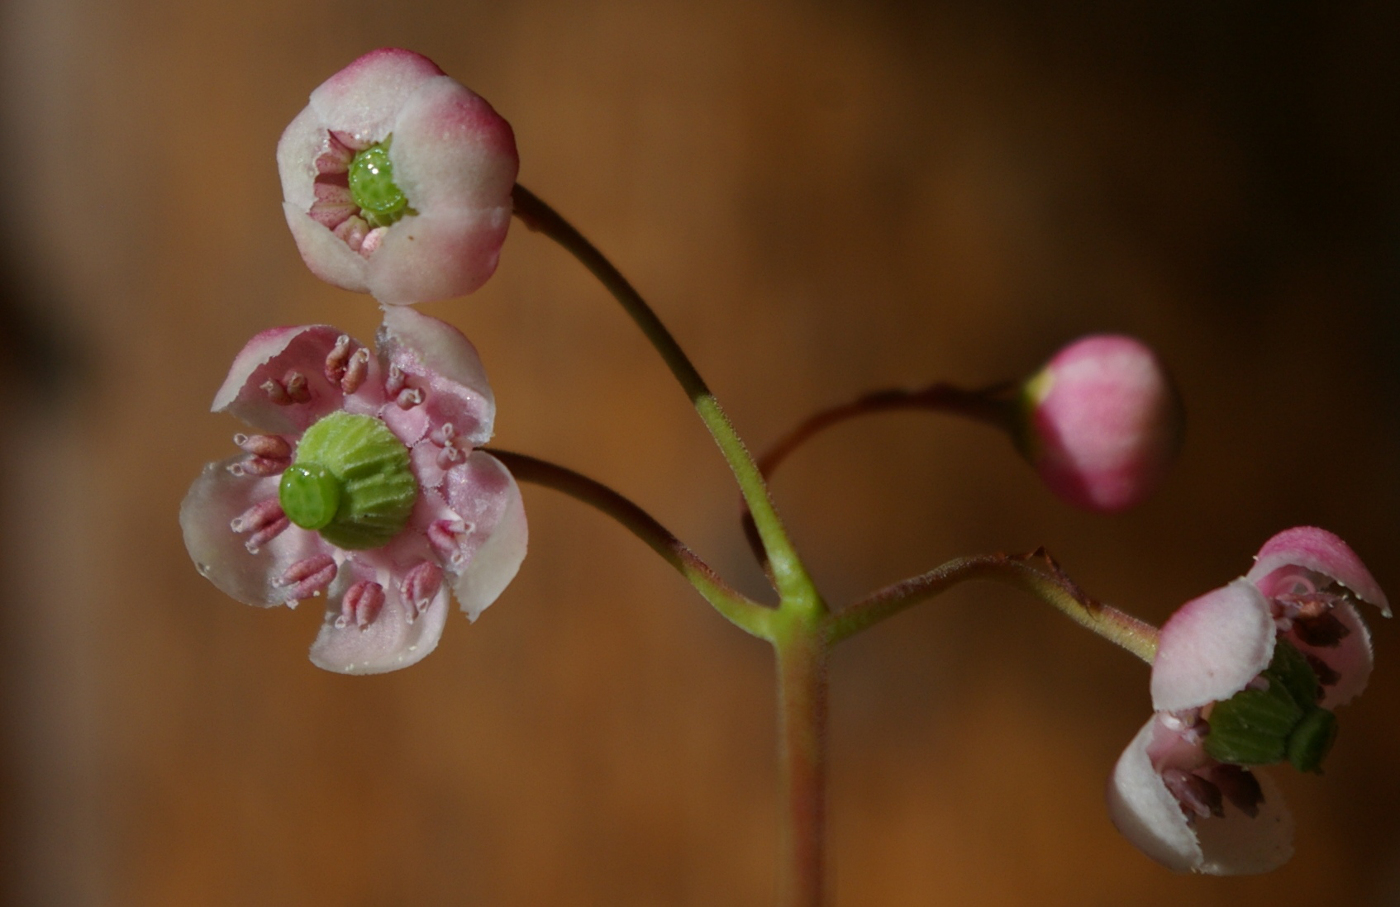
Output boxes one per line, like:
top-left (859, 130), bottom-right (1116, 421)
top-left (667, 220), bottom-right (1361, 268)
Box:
top-left (1107, 527), bottom-right (1387, 873)
top-left (278, 48), bottom-right (519, 306)
top-left (1019, 335), bottom-right (1182, 513)
top-left (181, 307), bottom-right (527, 674)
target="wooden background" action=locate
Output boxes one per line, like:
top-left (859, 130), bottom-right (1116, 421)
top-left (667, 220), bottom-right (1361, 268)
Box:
top-left (1, 1), bottom-right (1398, 904)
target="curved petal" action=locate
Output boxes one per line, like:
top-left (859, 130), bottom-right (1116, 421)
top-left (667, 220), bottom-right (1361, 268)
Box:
top-left (391, 76), bottom-right (518, 212)
top-left (1151, 579), bottom-right (1276, 713)
top-left (1108, 718), bottom-right (1205, 872)
top-left (282, 203), bottom-right (371, 295)
top-left (1107, 718), bottom-right (1294, 875)
top-left (308, 555), bottom-right (451, 675)
top-left (1287, 601), bottom-right (1373, 708)
top-left (366, 205), bottom-right (513, 305)
top-left (276, 105), bottom-right (324, 212)
top-left (307, 48), bottom-right (444, 145)
top-left (444, 451), bottom-right (528, 621)
top-left (211, 323), bottom-right (365, 433)
top-left (377, 306), bottom-right (495, 445)
top-left (180, 459), bottom-right (325, 607)
top-left (1247, 526), bottom-right (1389, 616)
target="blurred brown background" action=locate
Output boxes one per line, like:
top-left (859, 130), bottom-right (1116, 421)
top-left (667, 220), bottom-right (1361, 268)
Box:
top-left (1, 0), bottom-right (1399, 904)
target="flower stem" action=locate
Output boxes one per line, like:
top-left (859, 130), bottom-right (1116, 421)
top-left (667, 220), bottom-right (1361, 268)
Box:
top-left (757, 382), bottom-right (1017, 479)
top-left (827, 550), bottom-right (1159, 663)
top-left (511, 184), bottom-right (819, 611)
top-left (774, 618), bottom-right (828, 907)
top-left (487, 448), bottom-right (774, 639)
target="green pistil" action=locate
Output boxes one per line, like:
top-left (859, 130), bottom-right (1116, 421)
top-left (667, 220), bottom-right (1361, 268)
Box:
top-left (278, 412), bottom-right (417, 550)
top-left (347, 138), bottom-right (415, 228)
top-left (1203, 639), bottom-right (1339, 774)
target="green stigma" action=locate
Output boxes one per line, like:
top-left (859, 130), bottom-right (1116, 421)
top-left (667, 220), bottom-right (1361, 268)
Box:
top-left (1203, 639), bottom-right (1340, 774)
top-left (347, 138), bottom-right (415, 228)
top-left (278, 412), bottom-right (417, 550)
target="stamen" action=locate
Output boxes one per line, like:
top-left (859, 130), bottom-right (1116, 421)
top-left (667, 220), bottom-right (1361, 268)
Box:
top-left (396, 387), bottom-right (424, 409)
top-left (283, 371), bottom-right (311, 404)
top-left (341, 348), bottom-right (370, 394)
top-left (279, 554), bottom-right (337, 600)
top-left (1203, 764), bottom-right (1263, 817)
top-left (234, 433), bottom-right (292, 459)
top-left (400, 561), bottom-right (444, 620)
top-left (429, 423), bottom-right (456, 446)
top-left (262, 379), bottom-right (292, 405)
top-left (1162, 768), bottom-right (1224, 820)
top-left (324, 335), bottom-right (353, 384)
top-left (427, 519), bottom-right (467, 561)
top-left (230, 499), bottom-right (285, 534)
top-left (436, 445), bottom-right (464, 469)
top-left (385, 365), bottom-right (406, 396)
top-left (239, 455), bottom-right (290, 477)
top-left (334, 215), bottom-right (370, 252)
top-left (336, 580), bottom-right (386, 630)
top-left (244, 517), bottom-right (290, 554)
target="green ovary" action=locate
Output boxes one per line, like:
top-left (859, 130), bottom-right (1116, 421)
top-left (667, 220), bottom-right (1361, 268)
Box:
top-left (347, 139), bottom-right (415, 228)
top-left (278, 412), bottom-right (417, 550)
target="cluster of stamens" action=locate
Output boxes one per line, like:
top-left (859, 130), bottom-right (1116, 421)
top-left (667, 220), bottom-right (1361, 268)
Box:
top-left (309, 131), bottom-right (414, 257)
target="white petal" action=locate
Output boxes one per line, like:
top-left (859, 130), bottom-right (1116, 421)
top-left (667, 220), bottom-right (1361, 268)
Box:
top-left (1151, 579), bottom-right (1275, 713)
top-left (307, 48), bottom-right (443, 144)
top-left (1107, 718), bottom-right (1294, 875)
top-left (446, 451), bottom-right (528, 621)
top-left (282, 202), bottom-right (370, 295)
top-left (308, 558), bottom-right (451, 675)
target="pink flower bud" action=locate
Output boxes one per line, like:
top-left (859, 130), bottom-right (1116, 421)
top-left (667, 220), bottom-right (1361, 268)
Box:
top-left (277, 48), bottom-right (519, 305)
top-left (1019, 335), bottom-right (1182, 513)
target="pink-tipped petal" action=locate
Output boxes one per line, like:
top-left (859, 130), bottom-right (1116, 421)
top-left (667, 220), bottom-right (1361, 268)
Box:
top-left (1247, 527), bottom-right (1390, 616)
top-left (276, 106), bottom-right (324, 212)
top-left (390, 76), bottom-right (518, 212)
top-left (1288, 601), bottom-right (1373, 708)
top-left (308, 48), bottom-right (444, 145)
top-left (1107, 719), bottom-right (1294, 875)
top-left (365, 205), bottom-right (513, 305)
top-left (377, 306), bottom-right (495, 446)
top-left (444, 451), bottom-right (528, 621)
top-left (308, 560), bottom-right (451, 675)
top-left (211, 324), bottom-right (354, 434)
top-left (1151, 580), bottom-right (1276, 712)
top-left (180, 459), bottom-right (325, 607)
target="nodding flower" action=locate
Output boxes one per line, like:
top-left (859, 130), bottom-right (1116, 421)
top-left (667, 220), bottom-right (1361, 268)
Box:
top-left (278, 48), bottom-right (519, 305)
top-left (1107, 527), bottom-right (1387, 873)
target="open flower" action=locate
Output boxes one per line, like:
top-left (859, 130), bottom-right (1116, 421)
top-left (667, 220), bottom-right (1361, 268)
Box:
top-left (278, 48), bottom-right (519, 305)
top-left (181, 307), bottom-right (527, 674)
top-left (1107, 527), bottom-right (1387, 873)
top-left (1017, 335), bottom-right (1182, 513)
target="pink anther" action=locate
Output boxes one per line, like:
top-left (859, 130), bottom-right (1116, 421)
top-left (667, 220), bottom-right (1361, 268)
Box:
top-left (230, 498), bottom-right (286, 534)
top-left (341, 347), bottom-right (370, 394)
top-left (262, 379), bottom-right (292, 405)
top-left (385, 365), bottom-right (407, 396)
top-left (400, 561), bottom-right (444, 619)
top-left (238, 455), bottom-right (290, 477)
top-left (234, 433), bottom-right (293, 459)
top-left (279, 554), bottom-right (337, 600)
top-left (324, 334), bottom-right (353, 383)
top-left (337, 580), bottom-right (386, 630)
top-left (428, 422), bottom-right (457, 447)
top-left (334, 215), bottom-right (370, 252)
top-left (396, 387), bottom-right (424, 409)
top-left (283, 371), bottom-right (312, 404)
top-left (436, 445), bottom-right (464, 469)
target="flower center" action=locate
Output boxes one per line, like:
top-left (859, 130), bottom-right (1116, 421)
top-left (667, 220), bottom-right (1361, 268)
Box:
top-left (278, 412), bottom-right (417, 550)
top-left (347, 139), bottom-right (413, 228)
top-left (1202, 639), bottom-right (1338, 774)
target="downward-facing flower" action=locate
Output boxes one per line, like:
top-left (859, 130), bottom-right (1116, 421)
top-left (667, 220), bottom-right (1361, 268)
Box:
top-left (1108, 527), bottom-right (1387, 873)
top-left (278, 48), bottom-right (519, 305)
top-left (1017, 335), bottom-right (1182, 513)
top-left (181, 307), bottom-right (527, 674)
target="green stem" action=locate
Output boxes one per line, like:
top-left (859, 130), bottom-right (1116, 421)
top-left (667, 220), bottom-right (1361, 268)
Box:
top-left (487, 448), bottom-right (774, 640)
top-left (774, 620), bottom-right (827, 907)
top-left (827, 550), bottom-right (1159, 663)
top-left (511, 184), bottom-right (819, 611)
